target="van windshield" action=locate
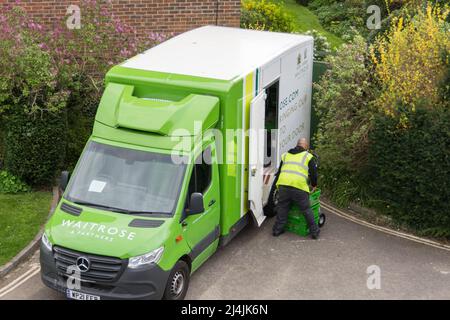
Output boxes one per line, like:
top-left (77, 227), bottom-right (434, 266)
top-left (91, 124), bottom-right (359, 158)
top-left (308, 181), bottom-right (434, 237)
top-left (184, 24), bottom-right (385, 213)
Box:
top-left (65, 141), bottom-right (187, 215)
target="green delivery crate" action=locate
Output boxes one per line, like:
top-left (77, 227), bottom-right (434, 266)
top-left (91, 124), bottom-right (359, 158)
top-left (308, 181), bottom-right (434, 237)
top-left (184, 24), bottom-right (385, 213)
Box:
top-left (284, 189), bottom-right (326, 236)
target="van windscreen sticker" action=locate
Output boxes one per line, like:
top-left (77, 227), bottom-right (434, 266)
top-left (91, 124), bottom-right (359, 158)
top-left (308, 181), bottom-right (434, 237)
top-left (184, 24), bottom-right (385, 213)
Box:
top-left (88, 180), bottom-right (106, 193)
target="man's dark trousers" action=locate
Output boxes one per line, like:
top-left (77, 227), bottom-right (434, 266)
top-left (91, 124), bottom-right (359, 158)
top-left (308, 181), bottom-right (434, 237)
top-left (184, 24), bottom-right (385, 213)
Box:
top-left (273, 185), bottom-right (319, 235)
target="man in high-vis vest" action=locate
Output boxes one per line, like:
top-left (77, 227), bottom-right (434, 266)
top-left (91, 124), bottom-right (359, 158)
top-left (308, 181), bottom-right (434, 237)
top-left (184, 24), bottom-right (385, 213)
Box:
top-left (272, 138), bottom-right (320, 239)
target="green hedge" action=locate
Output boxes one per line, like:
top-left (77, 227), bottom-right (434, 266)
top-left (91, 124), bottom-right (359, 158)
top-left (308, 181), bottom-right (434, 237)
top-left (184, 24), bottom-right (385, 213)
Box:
top-left (367, 108), bottom-right (450, 237)
top-left (4, 110), bottom-right (67, 186)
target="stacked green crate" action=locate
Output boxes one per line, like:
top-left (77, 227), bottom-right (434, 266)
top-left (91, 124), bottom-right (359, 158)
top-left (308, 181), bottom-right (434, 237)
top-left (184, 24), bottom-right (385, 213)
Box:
top-left (285, 189), bottom-right (321, 236)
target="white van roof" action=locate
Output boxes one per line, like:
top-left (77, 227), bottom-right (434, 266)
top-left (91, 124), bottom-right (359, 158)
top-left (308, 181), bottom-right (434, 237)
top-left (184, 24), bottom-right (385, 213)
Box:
top-left (122, 26), bottom-right (313, 81)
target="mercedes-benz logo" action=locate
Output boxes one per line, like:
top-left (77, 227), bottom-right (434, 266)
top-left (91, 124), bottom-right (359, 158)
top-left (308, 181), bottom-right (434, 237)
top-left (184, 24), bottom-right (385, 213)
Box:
top-left (76, 256), bottom-right (90, 272)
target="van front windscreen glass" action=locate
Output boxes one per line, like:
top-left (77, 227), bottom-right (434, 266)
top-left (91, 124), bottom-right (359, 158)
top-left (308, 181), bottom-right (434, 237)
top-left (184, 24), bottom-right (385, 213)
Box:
top-left (65, 142), bottom-right (187, 215)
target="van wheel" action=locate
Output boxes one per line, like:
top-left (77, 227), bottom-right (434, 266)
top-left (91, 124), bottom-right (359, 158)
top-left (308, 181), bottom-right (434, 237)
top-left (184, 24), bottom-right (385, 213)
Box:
top-left (264, 184), bottom-right (279, 218)
top-left (163, 260), bottom-right (190, 300)
top-left (318, 213), bottom-right (326, 228)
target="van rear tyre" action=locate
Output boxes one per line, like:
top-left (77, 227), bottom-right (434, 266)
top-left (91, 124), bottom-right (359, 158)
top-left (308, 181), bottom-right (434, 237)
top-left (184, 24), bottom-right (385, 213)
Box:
top-left (264, 184), bottom-right (279, 218)
top-left (163, 260), bottom-right (190, 300)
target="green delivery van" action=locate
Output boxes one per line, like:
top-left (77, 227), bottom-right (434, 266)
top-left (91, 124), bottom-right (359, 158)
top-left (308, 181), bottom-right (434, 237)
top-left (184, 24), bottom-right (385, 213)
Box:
top-left (40, 26), bottom-right (314, 300)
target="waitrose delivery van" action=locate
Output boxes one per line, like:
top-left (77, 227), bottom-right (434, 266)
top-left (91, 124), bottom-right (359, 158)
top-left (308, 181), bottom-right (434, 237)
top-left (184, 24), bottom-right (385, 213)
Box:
top-left (40, 26), bottom-right (314, 300)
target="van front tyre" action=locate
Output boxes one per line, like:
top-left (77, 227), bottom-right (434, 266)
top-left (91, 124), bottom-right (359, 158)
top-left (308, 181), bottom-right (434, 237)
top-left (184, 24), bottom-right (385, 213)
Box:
top-left (163, 260), bottom-right (190, 300)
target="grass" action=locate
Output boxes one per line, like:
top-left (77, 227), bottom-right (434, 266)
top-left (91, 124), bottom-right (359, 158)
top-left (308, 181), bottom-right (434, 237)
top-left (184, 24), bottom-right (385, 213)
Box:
top-left (0, 191), bottom-right (52, 266)
top-left (274, 0), bottom-right (344, 49)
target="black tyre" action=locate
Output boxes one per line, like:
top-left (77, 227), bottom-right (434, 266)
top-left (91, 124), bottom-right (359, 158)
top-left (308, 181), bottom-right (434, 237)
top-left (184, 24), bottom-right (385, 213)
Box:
top-left (318, 213), bottom-right (326, 228)
top-left (264, 184), bottom-right (279, 218)
top-left (163, 260), bottom-right (190, 300)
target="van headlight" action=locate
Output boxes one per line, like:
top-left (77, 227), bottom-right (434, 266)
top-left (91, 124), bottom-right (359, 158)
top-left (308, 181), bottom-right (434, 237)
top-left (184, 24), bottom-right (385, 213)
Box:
top-left (41, 233), bottom-right (53, 251)
top-left (128, 247), bottom-right (164, 269)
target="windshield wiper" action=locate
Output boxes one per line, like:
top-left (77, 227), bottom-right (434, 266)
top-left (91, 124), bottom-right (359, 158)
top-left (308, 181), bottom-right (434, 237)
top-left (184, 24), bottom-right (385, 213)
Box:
top-left (124, 210), bottom-right (160, 215)
top-left (71, 200), bottom-right (160, 215)
top-left (71, 201), bottom-right (132, 214)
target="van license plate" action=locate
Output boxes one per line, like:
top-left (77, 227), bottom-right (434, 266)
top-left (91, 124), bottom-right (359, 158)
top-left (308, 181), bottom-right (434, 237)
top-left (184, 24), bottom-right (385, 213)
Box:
top-left (66, 289), bottom-right (100, 300)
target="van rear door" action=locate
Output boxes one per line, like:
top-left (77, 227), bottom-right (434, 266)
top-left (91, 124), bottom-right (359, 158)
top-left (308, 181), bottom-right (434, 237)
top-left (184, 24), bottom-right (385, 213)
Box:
top-left (248, 90), bottom-right (267, 226)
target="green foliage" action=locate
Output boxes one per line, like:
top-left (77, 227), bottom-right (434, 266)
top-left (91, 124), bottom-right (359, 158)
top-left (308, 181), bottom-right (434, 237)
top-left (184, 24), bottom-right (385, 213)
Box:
top-left (314, 35), bottom-right (378, 182)
top-left (313, 3), bottom-right (450, 238)
top-left (273, 0), bottom-right (344, 48)
top-left (0, 3), bottom-right (171, 185)
top-left (439, 58), bottom-right (450, 106)
top-left (367, 107), bottom-right (450, 237)
top-left (241, 0), bottom-right (296, 32)
top-left (370, 4), bottom-right (450, 115)
top-left (0, 170), bottom-right (30, 193)
top-left (308, 0), bottom-right (339, 10)
top-left (0, 9), bottom-right (70, 116)
top-left (65, 111), bottom-right (93, 170)
top-left (303, 29), bottom-right (332, 60)
top-left (313, 0), bottom-right (367, 38)
top-left (313, 35), bottom-right (378, 206)
top-left (295, 0), bottom-right (312, 5)
top-left (0, 126), bottom-right (4, 167)
top-left (4, 110), bottom-right (67, 186)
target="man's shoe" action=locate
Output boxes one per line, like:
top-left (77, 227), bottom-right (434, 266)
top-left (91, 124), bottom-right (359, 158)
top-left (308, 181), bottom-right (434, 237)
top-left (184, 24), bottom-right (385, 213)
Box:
top-left (311, 230), bottom-right (320, 240)
top-left (272, 230), bottom-right (285, 237)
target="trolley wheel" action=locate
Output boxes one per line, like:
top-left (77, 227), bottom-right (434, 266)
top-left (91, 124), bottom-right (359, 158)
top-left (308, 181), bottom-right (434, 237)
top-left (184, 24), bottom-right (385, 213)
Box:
top-left (318, 213), bottom-right (326, 228)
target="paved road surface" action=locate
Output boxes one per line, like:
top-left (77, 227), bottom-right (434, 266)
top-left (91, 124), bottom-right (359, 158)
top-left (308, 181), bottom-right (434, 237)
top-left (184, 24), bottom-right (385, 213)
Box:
top-left (1, 207), bottom-right (449, 299)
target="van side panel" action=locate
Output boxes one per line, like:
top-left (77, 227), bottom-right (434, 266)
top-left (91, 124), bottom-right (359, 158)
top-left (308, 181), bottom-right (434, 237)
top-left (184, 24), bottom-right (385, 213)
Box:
top-left (104, 67), bottom-right (246, 238)
top-left (217, 79), bottom-right (246, 238)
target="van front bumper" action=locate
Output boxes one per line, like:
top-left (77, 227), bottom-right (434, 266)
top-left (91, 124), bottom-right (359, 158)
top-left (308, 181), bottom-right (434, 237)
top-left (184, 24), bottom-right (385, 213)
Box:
top-left (40, 243), bottom-right (170, 300)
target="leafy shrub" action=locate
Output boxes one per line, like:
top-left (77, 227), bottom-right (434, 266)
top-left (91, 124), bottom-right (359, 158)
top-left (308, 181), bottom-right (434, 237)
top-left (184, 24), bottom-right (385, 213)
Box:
top-left (241, 0), bottom-right (296, 32)
top-left (313, 35), bottom-right (378, 205)
top-left (370, 4), bottom-right (450, 116)
top-left (314, 1), bottom-right (367, 38)
top-left (303, 29), bottom-right (332, 60)
top-left (0, 8), bottom-right (70, 116)
top-left (0, 170), bottom-right (30, 193)
top-left (0, 2), bottom-right (171, 183)
top-left (367, 107), bottom-right (450, 237)
top-left (0, 8), bottom-right (69, 185)
top-left (4, 110), bottom-right (67, 186)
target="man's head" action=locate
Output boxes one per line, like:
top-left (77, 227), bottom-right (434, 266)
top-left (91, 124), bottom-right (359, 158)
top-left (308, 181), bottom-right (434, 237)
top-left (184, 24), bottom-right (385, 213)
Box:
top-left (297, 138), bottom-right (309, 150)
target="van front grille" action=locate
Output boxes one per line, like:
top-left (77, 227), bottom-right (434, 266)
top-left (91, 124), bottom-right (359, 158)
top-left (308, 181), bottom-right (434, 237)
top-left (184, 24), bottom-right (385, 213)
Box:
top-left (53, 246), bottom-right (127, 283)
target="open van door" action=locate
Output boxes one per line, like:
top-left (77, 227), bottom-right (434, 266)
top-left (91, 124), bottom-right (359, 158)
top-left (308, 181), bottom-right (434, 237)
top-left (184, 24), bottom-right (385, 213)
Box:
top-left (248, 90), bottom-right (267, 226)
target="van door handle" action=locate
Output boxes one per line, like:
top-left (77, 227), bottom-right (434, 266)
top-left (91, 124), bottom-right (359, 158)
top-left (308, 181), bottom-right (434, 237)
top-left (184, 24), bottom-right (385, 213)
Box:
top-left (208, 199), bottom-right (216, 207)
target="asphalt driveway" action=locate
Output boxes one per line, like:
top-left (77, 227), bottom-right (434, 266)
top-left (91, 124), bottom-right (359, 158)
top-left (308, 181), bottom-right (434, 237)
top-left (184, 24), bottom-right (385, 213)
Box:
top-left (1, 207), bottom-right (449, 299)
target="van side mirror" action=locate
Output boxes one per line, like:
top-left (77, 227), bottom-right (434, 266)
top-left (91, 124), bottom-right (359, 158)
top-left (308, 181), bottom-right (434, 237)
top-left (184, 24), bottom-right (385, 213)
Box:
top-left (188, 193), bottom-right (204, 215)
top-left (60, 171), bottom-right (70, 191)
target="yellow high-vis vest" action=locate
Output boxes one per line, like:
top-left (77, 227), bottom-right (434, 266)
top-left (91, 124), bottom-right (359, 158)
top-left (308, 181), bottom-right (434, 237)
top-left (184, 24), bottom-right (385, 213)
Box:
top-left (276, 151), bottom-right (313, 193)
